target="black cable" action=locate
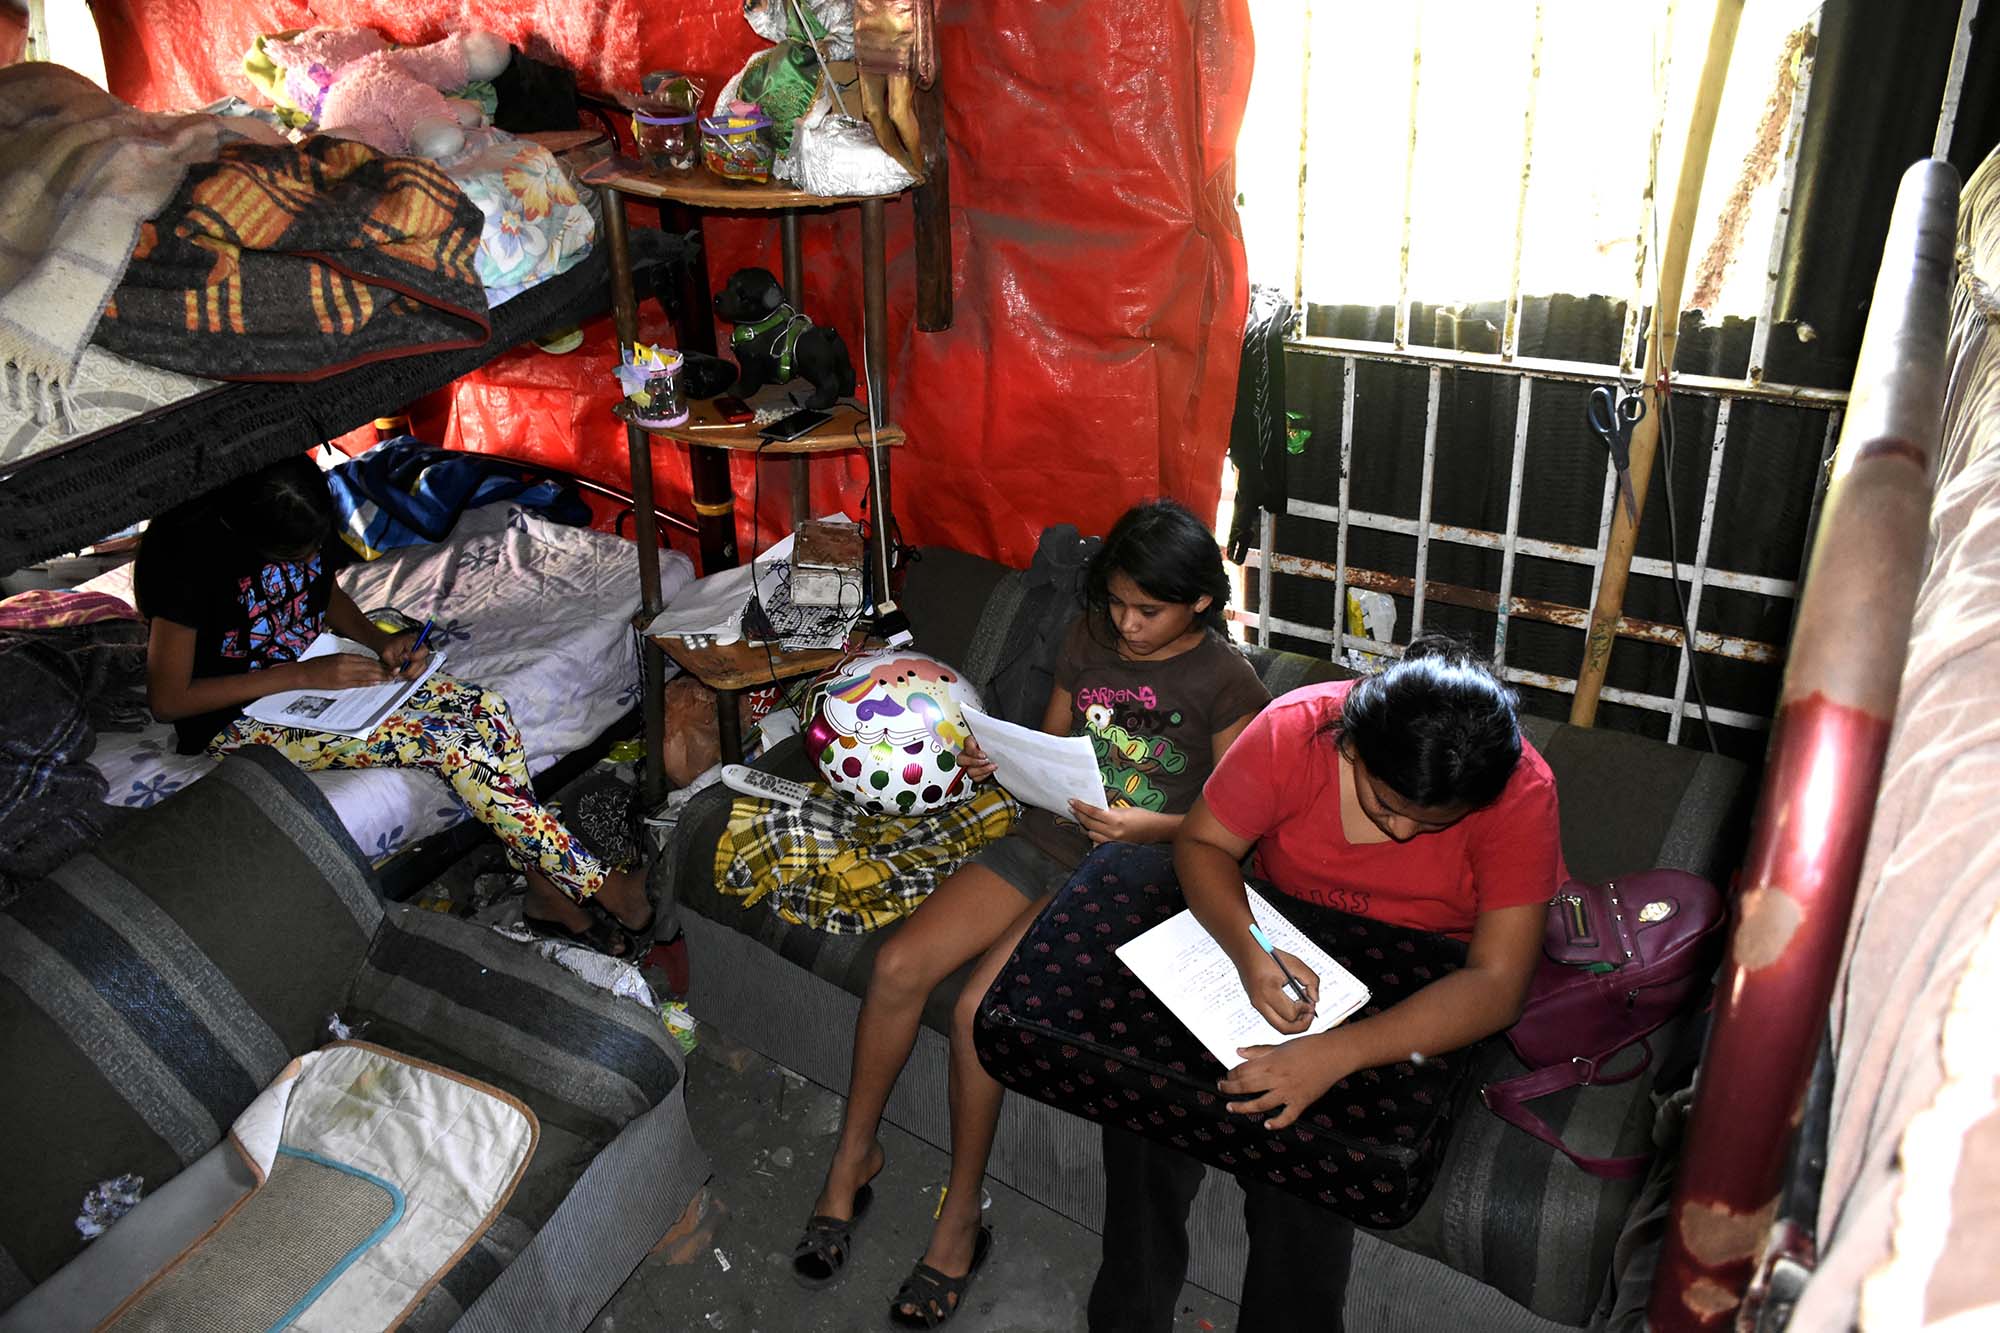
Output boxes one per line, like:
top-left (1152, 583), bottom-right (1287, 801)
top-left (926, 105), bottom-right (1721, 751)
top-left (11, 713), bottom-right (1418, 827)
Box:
top-left (1654, 384), bottom-right (1721, 752)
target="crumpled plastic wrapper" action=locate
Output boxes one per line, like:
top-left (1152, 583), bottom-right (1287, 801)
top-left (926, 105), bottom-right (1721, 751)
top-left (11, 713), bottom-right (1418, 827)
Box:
top-left (76, 1174), bottom-right (143, 1240)
top-left (491, 925), bottom-right (659, 1011)
top-left (793, 111), bottom-right (915, 197)
top-left (745, 0), bottom-right (856, 60)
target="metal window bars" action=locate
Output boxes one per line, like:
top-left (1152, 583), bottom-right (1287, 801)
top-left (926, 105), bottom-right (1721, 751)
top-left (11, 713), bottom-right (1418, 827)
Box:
top-left (1237, 0), bottom-right (1842, 741)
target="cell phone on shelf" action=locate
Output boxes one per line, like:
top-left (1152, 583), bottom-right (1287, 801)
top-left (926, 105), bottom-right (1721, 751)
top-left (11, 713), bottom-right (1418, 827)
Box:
top-left (758, 408), bottom-right (833, 442)
top-left (685, 395), bottom-right (756, 431)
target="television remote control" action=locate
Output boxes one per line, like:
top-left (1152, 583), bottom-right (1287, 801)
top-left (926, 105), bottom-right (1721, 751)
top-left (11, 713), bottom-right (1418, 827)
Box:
top-left (720, 764), bottom-right (812, 810)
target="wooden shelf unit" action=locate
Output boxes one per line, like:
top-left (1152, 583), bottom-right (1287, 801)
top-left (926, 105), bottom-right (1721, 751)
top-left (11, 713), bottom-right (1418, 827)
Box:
top-left (597, 151), bottom-right (910, 800)
top-left (612, 399), bottom-right (905, 454)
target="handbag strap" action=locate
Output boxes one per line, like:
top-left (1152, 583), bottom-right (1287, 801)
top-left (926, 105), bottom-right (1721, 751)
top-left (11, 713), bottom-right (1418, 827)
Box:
top-left (1482, 1040), bottom-right (1655, 1179)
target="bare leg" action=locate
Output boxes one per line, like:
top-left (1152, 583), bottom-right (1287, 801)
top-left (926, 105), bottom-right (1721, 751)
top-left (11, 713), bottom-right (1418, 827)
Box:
top-left (813, 865), bottom-right (1036, 1222)
top-left (591, 864), bottom-right (653, 928)
top-left (895, 894), bottom-right (1046, 1315)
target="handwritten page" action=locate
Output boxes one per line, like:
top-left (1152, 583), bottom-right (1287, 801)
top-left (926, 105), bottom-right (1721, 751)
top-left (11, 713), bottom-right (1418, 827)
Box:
top-left (1114, 887), bottom-right (1371, 1069)
top-left (960, 703), bottom-right (1107, 818)
top-left (242, 635), bottom-right (447, 740)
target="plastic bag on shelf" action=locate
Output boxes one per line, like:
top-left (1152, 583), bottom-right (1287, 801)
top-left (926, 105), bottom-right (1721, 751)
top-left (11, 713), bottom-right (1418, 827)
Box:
top-left (794, 107), bottom-right (916, 196)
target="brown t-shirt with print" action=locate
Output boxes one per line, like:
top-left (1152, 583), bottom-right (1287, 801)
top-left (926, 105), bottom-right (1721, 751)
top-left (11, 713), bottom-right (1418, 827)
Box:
top-left (1018, 614), bottom-right (1271, 865)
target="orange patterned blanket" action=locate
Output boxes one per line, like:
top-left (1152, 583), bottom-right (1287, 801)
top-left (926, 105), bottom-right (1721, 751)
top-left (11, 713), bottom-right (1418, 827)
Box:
top-left (94, 135), bottom-right (490, 381)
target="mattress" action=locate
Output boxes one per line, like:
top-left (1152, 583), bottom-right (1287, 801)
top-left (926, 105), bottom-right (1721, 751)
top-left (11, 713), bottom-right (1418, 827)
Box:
top-left (82, 508), bottom-right (691, 863)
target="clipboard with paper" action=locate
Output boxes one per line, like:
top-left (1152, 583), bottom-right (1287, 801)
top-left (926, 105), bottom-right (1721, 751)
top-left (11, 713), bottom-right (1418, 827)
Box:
top-left (958, 703), bottom-right (1108, 817)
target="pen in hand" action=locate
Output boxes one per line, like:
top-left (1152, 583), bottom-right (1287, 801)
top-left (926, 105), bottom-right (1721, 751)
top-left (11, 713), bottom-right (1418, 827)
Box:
top-left (404, 618), bottom-right (434, 677)
top-left (1248, 923), bottom-right (1316, 1019)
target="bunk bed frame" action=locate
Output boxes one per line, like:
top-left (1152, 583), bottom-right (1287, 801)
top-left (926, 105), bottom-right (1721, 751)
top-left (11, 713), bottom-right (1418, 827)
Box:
top-left (0, 244), bottom-right (623, 573)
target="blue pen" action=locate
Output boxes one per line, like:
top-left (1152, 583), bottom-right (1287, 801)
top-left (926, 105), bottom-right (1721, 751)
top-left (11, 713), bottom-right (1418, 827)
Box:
top-left (403, 618), bottom-right (434, 676)
top-left (1248, 923), bottom-right (1314, 1011)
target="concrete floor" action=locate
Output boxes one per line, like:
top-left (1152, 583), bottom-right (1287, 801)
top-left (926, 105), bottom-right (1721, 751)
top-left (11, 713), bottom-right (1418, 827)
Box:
top-left (425, 773), bottom-right (1237, 1330)
top-left (588, 1014), bottom-right (1240, 1333)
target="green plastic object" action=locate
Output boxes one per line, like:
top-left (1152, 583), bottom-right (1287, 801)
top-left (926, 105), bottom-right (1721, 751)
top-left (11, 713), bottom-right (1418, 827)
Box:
top-left (1285, 410), bottom-right (1311, 456)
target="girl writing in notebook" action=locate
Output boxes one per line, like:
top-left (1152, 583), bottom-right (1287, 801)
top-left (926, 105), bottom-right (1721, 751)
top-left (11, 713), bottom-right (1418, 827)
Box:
top-left (133, 454), bottom-right (655, 957)
top-left (790, 499), bottom-right (1270, 1328)
top-left (1087, 635), bottom-right (1563, 1333)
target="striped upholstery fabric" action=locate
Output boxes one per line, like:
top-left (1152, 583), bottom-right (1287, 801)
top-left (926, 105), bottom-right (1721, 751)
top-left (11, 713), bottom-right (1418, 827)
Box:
top-left (2, 743), bottom-right (702, 1327)
top-left (0, 748), bottom-right (378, 1294)
top-left (341, 903), bottom-right (691, 1327)
top-left (668, 540), bottom-right (1749, 1326)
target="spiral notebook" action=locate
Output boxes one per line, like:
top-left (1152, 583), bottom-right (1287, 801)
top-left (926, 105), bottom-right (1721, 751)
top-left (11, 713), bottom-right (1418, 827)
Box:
top-left (1114, 886), bottom-right (1371, 1069)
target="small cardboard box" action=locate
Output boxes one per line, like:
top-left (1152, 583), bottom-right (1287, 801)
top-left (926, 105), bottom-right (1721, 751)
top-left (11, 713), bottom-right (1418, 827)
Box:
top-left (790, 519), bottom-right (865, 609)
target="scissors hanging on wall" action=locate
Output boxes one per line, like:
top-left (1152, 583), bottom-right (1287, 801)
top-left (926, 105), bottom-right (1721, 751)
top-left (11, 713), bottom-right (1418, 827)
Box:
top-left (1588, 383), bottom-right (1647, 526)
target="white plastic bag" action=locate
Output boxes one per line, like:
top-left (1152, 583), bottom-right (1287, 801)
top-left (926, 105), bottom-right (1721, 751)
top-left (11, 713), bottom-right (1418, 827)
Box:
top-left (793, 105), bottom-right (917, 197)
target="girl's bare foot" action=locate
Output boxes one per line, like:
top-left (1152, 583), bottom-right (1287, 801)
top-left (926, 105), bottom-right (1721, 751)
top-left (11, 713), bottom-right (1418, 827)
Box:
top-left (522, 867), bottom-right (593, 931)
top-left (913, 1185), bottom-right (985, 1281)
top-left (814, 1138), bottom-right (886, 1220)
top-left (593, 865), bottom-right (653, 931)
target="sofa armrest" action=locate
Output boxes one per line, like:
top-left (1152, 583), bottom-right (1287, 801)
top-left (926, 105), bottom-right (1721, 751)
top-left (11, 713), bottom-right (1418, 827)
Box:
top-left (344, 906), bottom-right (684, 1129)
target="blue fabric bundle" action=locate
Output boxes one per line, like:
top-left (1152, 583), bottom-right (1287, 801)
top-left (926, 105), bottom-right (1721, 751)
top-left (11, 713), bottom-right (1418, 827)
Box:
top-left (329, 437), bottom-right (590, 559)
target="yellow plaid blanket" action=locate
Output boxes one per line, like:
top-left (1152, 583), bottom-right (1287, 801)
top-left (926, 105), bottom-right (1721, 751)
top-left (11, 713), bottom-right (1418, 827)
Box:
top-left (714, 785), bottom-right (1018, 934)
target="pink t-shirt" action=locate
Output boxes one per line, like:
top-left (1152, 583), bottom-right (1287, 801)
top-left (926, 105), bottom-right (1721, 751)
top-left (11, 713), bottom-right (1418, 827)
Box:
top-left (1203, 680), bottom-right (1564, 938)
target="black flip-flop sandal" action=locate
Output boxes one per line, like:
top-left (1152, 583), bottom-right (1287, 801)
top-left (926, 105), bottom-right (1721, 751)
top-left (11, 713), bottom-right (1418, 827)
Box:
top-left (889, 1225), bottom-right (992, 1328)
top-left (790, 1183), bottom-right (875, 1288)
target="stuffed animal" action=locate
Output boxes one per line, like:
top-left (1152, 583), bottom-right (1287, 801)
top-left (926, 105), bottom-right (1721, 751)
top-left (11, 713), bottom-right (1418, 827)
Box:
top-left (263, 27), bottom-right (512, 158)
top-left (714, 267), bottom-right (857, 410)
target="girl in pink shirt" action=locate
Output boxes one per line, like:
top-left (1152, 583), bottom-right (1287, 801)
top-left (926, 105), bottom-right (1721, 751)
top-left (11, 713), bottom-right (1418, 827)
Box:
top-left (1089, 635), bottom-right (1562, 1333)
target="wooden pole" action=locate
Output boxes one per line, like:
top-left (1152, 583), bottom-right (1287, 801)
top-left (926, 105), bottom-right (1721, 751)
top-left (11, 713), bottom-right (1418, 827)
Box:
top-left (1569, 0), bottom-right (1744, 726)
top-left (603, 187), bottom-right (670, 804)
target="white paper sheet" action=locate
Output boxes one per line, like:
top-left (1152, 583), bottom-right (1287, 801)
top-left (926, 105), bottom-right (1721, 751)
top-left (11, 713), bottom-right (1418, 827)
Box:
top-left (241, 635), bottom-right (448, 740)
top-left (1114, 887), bottom-right (1371, 1069)
top-left (645, 563), bottom-right (756, 641)
top-left (960, 703), bottom-right (1107, 818)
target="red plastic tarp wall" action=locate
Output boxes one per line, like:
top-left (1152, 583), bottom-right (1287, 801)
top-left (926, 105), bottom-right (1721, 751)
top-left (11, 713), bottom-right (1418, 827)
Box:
top-left (93, 0), bottom-right (1253, 570)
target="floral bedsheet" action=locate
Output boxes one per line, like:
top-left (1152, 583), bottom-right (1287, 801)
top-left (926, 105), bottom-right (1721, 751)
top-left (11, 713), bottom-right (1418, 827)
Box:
top-left (85, 509), bottom-right (691, 863)
top-left (442, 128), bottom-right (597, 306)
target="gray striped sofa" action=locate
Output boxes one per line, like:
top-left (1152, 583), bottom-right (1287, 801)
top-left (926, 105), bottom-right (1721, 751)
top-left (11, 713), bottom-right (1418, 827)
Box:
top-left (665, 544), bottom-right (1748, 1329)
top-left (0, 747), bottom-right (707, 1332)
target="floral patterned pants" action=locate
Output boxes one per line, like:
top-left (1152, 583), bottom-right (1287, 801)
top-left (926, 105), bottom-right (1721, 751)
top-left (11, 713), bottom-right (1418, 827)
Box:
top-left (211, 674), bottom-right (611, 901)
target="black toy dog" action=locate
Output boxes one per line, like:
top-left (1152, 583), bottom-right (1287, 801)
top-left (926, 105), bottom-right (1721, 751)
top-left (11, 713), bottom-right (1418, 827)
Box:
top-left (713, 266), bottom-right (856, 410)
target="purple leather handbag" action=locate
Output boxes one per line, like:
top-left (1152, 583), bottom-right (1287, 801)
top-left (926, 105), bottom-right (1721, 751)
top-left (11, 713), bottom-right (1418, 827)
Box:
top-left (1483, 869), bottom-right (1725, 1177)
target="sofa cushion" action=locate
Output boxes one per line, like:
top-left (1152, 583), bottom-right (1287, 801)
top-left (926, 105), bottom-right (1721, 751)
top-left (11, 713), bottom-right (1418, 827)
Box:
top-left (1374, 1025), bottom-right (1681, 1325)
top-left (340, 904), bottom-right (689, 1325)
top-left (902, 537), bottom-right (1094, 726)
top-left (1519, 717), bottom-right (1747, 884)
top-left (1241, 642), bottom-right (1361, 694)
top-left (896, 546), bottom-right (1014, 682)
top-left (0, 749), bottom-right (380, 1300)
top-left (671, 738), bottom-right (978, 1037)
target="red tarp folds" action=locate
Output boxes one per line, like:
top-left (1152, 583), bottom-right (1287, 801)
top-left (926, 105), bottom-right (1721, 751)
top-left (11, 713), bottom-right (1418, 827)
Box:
top-left (93, 0), bottom-right (1252, 569)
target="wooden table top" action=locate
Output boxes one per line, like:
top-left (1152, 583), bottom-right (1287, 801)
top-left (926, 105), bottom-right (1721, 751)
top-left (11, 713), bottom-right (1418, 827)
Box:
top-left (657, 634), bottom-right (877, 691)
top-left (580, 157), bottom-right (906, 210)
top-left (614, 400), bottom-right (905, 454)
